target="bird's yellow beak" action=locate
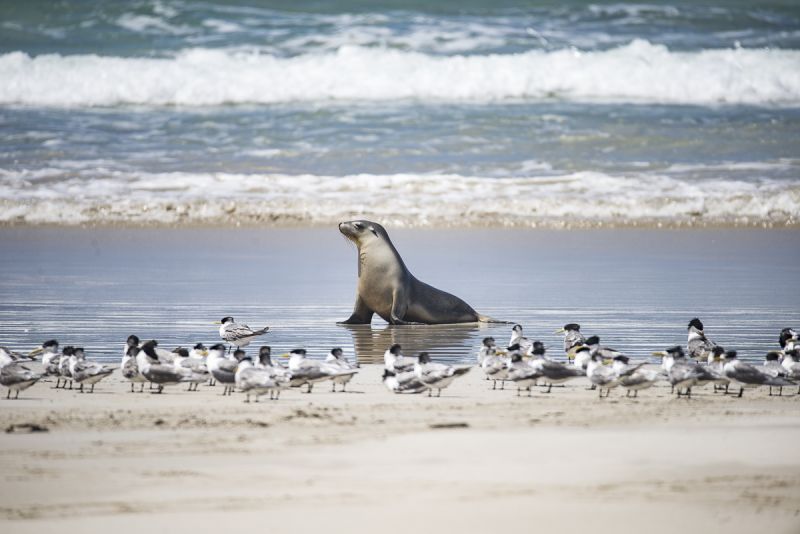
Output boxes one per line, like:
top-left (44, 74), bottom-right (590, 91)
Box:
top-left (213, 321), bottom-right (222, 325)
top-left (28, 347), bottom-right (44, 357)
top-left (200, 349), bottom-right (209, 357)
top-left (602, 358), bottom-right (613, 365)
top-left (652, 351), bottom-right (667, 357)
top-left (279, 353), bottom-right (290, 358)
top-left (554, 328), bottom-right (565, 334)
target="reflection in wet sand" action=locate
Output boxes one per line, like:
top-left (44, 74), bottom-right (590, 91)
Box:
top-left (339, 323), bottom-right (485, 365)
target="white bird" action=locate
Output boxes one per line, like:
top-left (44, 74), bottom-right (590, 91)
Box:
top-left (781, 349), bottom-right (800, 395)
top-left (29, 339), bottom-right (60, 379)
top-left (723, 350), bottom-right (794, 398)
top-left (687, 318), bottom-right (718, 360)
top-left (69, 347), bottom-right (115, 393)
top-left (762, 351), bottom-right (787, 396)
top-left (235, 355), bottom-right (289, 402)
top-left (384, 344), bottom-right (415, 373)
top-left (504, 346), bottom-right (542, 396)
top-left (135, 341), bottom-right (204, 394)
top-left (287, 349), bottom-right (358, 393)
top-left (57, 346), bottom-right (75, 389)
top-left (479, 337), bottom-right (510, 390)
top-left (216, 316), bottom-right (269, 350)
top-left (586, 352), bottom-right (644, 398)
top-left (172, 347), bottom-right (209, 391)
top-left (555, 323), bottom-right (585, 362)
top-left (613, 356), bottom-right (664, 398)
top-left (207, 344), bottom-right (240, 395)
top-left (382, 369), bottom-right (427, 394)
top-left (509, 324), bottom-right (533, 355)
top-left (325, 347), bottom-right (358, 392)
top-left (654, 346), bottom-right (704, 398)
top-left (413, 352), bottom-right (470, 397)
top-left (530, 343), bottom-right (585, 393)
top-left (121, 335), bottom-right (147, 393)
top-left (0, 346), bottom-right (41, 399)
top-left (778, 328), bottom-right (797, 354)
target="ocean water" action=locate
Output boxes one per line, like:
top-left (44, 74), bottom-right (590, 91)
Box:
top-left (1, 0), bottom-right (799, 227)
top-left (0, 228), bottom-right (797, 365)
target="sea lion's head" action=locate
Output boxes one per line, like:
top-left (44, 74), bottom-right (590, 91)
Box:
top-left (338, 220), bottom-right (388, 246)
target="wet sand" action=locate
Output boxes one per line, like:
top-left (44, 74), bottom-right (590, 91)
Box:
top-left (1, 370), bottom-right (799, 534)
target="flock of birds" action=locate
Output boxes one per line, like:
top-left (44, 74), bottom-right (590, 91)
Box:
top-left (1, 316), bottom-right (799, 402)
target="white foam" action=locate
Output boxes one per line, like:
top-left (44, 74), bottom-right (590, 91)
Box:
top-left (1, 168), bottom-right (797, 226)
top-left (1, 40), bottom-right (799, 107)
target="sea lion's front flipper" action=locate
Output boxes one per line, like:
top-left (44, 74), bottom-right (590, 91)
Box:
top-left (337, 294), bottom-right (374, 325)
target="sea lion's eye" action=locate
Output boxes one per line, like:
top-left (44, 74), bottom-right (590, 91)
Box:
top-left (354, 222), bottom-right (362, 229)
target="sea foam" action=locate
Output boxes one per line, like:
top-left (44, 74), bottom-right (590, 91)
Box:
top-left (1, 40), bottom-right (799, 107)
top-left (1, 169), bottom-right (797, 227)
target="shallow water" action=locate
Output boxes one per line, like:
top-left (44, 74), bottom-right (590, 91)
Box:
top-left (0, 227), bottom-right (797, 365)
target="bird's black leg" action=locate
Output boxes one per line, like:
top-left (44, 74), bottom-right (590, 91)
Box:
top-left (15, 390), bottom-right (20, 399)
top-left (492, 380), bottom-right (496, 390)
top-left (6, 390), bottom-right (9, 399)
top-left (332, 383), bottom-right (336, 393)
top-left (437, 389), bottom-right (442, 397)
top-left (737, 387), bottom-right (744, 398)
top-left (90, 384), bottom-right (95, 393)
top-left (546, 384), bottom-right (552, 394)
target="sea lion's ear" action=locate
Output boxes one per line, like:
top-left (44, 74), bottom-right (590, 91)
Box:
top-left (369, 226), bottom-right (379, 237)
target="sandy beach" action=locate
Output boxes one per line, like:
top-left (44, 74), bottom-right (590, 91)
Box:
top-left (1, 369), bottom-right (799, 534)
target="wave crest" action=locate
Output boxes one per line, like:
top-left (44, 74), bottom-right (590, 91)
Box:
top-left (1, 40), bottom-right (799, 106)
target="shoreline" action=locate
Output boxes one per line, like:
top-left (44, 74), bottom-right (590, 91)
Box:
top-left (1, 369), bottom-right (799, 534)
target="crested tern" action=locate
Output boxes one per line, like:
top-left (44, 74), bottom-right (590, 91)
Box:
top-left (57, 346), bottom-right (74, 389)
top-left (216, 316), bottom-right (269, 350)
top-left (325, 347), bottom-right (358, 392)
top-left (30, 340), bottom-right (60, 386)
top-left (235, 355), bottom-right (289, 402)
top-left (414, 352), bottom-right (470, 397)
top-left (136, 341), bottom-right (204, 393)
top-left (780, 349), bottom-right (800, 394)
top-left (287, 349), bottom-right (358, 393)
top-left (555, 323), bottom-right (585, 362)
top-left (384, 344), bottom-right (415, 373)
top-left (382, 369), bottom-right (427, 394)
top-left (613, 355), bottom-right (663, 397)
top-left (531, 344), bottom-right (584, 393)
top-left (654, 346), bottom-right (704, 398)
top-left (763, 351), bottom-right (787, 396)
top-left (70, 347), bottom-right (114, 393)
top-left (723, 350), bottom-right (794, 398)
top-left (479, 337), bottom-right (510, 389)
top-left (0, 346), bottom-right (42, 399)
top-left (504, 345), bottom-right (542, 396)
top-left (172, 347), bottom-right (209, 391)
top-left (509, 324), bottom-right (533, 355)
top-left (207, 344), bottom-right (240, 395)
top-left (122, 335), bottom-right (147, 392)
top-left (687, 318), bottom-right (718, 360)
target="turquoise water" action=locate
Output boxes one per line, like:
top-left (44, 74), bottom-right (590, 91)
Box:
top-left (0, 1), bottom-right (799, 226)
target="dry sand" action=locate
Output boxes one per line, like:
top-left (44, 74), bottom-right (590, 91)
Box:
top-left (1, 368), bottom-right (799, 534)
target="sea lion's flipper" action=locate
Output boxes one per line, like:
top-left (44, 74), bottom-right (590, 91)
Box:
top-left (389, 286), bottom-right (409, 325)
top-left (337, 295), bottom-right (374, 325)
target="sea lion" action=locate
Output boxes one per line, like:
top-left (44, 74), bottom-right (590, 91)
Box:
top-left (337, 220), bottom-right (502, 325)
